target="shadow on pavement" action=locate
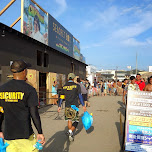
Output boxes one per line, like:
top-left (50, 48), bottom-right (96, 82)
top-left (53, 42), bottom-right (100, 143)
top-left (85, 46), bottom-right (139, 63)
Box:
top-left (86, 126), bottom-right (94, 134)
top-left (39, 105), bottom-right (53, 114)
top-left (43, 114), bottom-right (85, 152)
top-left (74, 114), bottom-right (84, 136)
top-left (117, 101), bottom-right (125, 117)
top-left (116, 101), bottom-right (126, 152)
top-left (43, 126), bottom-right (70, 152)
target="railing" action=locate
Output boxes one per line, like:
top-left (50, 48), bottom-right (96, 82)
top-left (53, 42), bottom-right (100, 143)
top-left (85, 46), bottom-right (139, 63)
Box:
top-left (37, 89), bottom-right (62, 107)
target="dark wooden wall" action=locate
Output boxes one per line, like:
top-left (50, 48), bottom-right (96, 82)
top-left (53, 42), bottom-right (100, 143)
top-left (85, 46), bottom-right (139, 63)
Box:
top-left (0, 23), bottom-right (86, 84)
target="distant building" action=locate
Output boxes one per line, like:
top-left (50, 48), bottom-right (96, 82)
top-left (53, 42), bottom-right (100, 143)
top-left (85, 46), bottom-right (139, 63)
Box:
top-left (86, 65), bottom-right (97, 85)
top-left (96, 70), bottom-right (115, 81)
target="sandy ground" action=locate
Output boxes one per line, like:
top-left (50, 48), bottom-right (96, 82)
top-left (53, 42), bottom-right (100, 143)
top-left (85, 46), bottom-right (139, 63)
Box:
top-left (37, 95), bottom-right (125, 152)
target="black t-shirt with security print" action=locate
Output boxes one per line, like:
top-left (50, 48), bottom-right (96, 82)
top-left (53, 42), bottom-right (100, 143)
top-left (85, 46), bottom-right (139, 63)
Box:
top-left (61, 81), bottom-right (81, 108)
top-left (0, 79), bottom-right (38, 140)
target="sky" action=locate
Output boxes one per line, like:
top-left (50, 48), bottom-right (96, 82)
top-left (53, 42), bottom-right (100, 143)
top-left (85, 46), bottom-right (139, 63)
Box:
top-left (1, 0), bottom-right (152, 71)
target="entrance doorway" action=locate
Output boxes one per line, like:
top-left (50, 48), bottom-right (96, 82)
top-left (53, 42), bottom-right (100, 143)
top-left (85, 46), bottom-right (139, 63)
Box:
top-left (39, 72), bottom-right (46, 105)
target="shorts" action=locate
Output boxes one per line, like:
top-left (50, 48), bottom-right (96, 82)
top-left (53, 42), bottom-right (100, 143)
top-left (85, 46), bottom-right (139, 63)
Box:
top-left (65, 107), bottom-right (79, 122)
top-left (109, 88), bottom-right (111, 91)
top-left (92, 87), bottom-right (97, 93)
top-left (104, 89), bottom-right (107, 94)
top-left (5, 134), bottom-right (38, 152)
top-left (113, 88), bottom-right (117, 93)
top-left (82, 94), bottom-right (88, 101)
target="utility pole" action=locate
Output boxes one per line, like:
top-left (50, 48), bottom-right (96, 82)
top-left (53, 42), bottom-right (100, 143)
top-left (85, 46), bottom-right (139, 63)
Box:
top-left (116, 66), bottom-right (118, 87)
top-left (136, 52), bottom-right (138, 75)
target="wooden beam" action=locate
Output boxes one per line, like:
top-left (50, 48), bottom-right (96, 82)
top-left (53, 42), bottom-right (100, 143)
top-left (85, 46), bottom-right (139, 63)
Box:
top-left (0, 0), bottom-right (16, 16)
top-left (31, 0), bottom-right (48, 14)
top-left (10, 16), bottom-right (21, 28)
top-left (73, 36), bottom-right (80, 43)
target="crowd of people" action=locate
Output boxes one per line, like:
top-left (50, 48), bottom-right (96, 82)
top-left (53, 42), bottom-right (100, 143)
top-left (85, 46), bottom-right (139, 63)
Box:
top-left (0, 59), bottom-right (152, 151)
top-left (87, 74), bottom-right (149, 99)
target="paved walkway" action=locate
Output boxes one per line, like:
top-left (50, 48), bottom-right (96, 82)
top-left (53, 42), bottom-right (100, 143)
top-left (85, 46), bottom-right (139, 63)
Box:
top-left (37, 95), bottom-right (125, 152)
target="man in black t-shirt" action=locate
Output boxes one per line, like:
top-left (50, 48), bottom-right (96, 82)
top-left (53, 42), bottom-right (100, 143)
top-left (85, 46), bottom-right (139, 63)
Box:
top-left (58, 73), bottom-right (86, 141)
top-left (0, 60), bottom-right (45, 152)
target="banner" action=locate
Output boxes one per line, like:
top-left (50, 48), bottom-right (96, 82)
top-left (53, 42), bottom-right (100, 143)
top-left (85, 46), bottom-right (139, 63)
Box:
top-left (125, 90), bottom-right (152, 151)
top-left (73, 38), bottom-right (80, 61)
top-left (82, 55), bottom-right (86, 63)
top-left (48, 15), bottom-right (73, 57)
top-left (149, 66), bottom-right (152, 72)
top-left (21, 0), bottom-right (48, 45)
top-left (127, 66), bottom-right (132, 70)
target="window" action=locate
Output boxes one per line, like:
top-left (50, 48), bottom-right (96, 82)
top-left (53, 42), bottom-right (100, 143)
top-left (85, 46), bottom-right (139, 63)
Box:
top-left (71, 62), bottom-right (75, 73)
top-left (37, 50), bottom-right (42, 66)
top-left (44, 53), bottom-right (49, 67)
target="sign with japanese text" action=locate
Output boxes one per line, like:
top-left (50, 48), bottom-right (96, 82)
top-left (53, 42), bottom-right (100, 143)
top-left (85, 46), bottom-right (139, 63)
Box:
top-left (125, 90), bottom-right (152, 151)
top-left (48, 14), bottom-right (73, 57)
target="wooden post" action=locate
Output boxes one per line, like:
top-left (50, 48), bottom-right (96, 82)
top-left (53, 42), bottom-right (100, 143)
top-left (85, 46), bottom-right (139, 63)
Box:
top-left (46, 72), bottom-right (57, 105)
top-left (10, 16), bottom-right (21, 28)
top-left (26, 69), bottom-right (39, 93)
top-left (0, 0), bottom-right (16, 16)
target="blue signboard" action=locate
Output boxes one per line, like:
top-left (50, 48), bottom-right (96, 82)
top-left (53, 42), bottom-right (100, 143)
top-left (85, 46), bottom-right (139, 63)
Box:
top-left (73, 38), bottom-right (80, 61)
top-left (48, 14), bottom-right (73, 57)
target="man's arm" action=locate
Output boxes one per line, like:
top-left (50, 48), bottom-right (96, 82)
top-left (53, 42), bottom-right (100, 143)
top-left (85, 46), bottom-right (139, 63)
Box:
top-left (58, 97), bottom-right (64, 112)
top-left (143, 85), bottom-right (148, 91)
top-left (78, 93), bottom-right (86, 112)
top-left (30, 106), bottom-right (45, 145)
top-left (143, 82), bottom-right (146, 91)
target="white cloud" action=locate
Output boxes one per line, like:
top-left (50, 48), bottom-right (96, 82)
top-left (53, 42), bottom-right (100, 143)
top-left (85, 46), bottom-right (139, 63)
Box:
top-left (122, 38), bottom-right (145, 46)
top-left (53, 0), bottom-right (67, 17)
top-left (111, 11), bottom-right (152, 40)
top-left (84, 6), bottom-right (120, 28)
top-left (81, 42), bottom-right (103, 50)
top-left (121, 6), bottom-right (141, 15)
top-left (82, 3), bottom-right (152, 50)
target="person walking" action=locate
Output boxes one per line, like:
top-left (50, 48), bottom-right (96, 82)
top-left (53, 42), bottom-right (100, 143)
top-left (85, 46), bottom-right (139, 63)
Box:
top-left (58, 73), bottom-right (86, 141)
top-left (100, 80), bottom-right (104, 96)
top-left (135, 73), bottom-right (145, 91)
top-left (108, 80), bottom-right (112, 96)
top-left (113, 81), bottom-right (117, 96)
top-left (77, 78), bottom-right (89, 107)
top-left (92, 79), bottom-right (98, 96)
top-left (144, 76), bottom-right (152, 91)
top-left (103, 81), bottom-right (107, 96)
top-left (52, 81), bottom-right (58, 105)
top-left (0, 60), bottom-right (45, 152)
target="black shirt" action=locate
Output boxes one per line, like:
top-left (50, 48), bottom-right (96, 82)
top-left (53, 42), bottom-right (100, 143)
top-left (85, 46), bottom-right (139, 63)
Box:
top-left (61, 81), bottom-right (81, 107)
top-left (0, 79), bottom-right (38, 140)
top-left (94, 81), bottom-right (98, 88)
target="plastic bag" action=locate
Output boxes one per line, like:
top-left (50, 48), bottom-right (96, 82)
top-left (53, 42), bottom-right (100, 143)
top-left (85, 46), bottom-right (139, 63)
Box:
top-left (0, 138), bottom-right (9, 152)
top-left (82, 111), bottom-right (93, 130)
top-left (33, 140), bottom-right (43, 150)
top-left (71, 105), bottom-right (79, 111)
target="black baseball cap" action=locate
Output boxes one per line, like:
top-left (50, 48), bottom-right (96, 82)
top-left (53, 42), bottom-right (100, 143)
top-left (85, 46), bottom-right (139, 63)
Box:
top-left (10, 60), bottom-right (31, 73)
